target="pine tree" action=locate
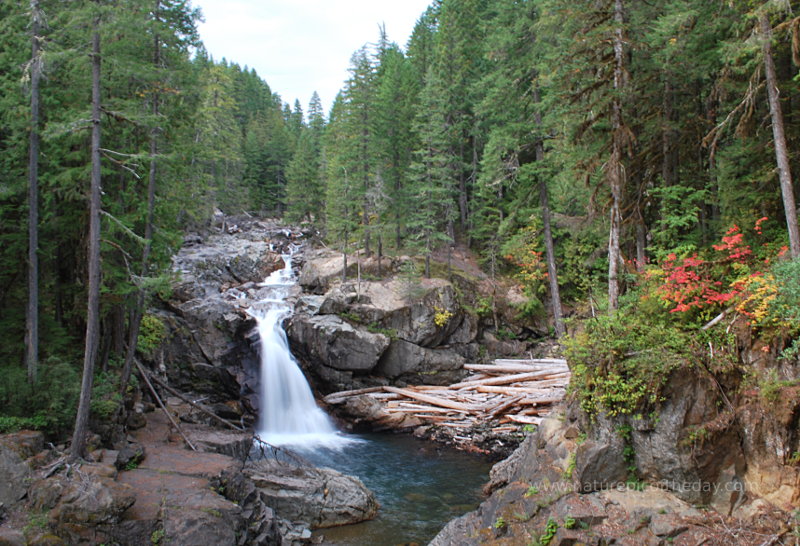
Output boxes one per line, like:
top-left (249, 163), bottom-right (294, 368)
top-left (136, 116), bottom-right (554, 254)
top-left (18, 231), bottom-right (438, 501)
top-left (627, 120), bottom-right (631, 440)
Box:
top-left (26, 0), bottom-right (44, 383)
top-left (71, 1), bottom-right (104, 459)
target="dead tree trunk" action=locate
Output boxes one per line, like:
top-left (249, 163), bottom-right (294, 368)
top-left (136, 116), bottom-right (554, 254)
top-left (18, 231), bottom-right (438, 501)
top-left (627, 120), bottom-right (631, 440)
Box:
top-left (26, 0), bottom-right (43, 384)
top-left (760, 12), bottom-right (800, 258)
top-left (71, 17), bottom-right (103, 460)
top-left (533, 87), bottom-right (565, 338)
top-left (608, 0), bottom-right (628, 312)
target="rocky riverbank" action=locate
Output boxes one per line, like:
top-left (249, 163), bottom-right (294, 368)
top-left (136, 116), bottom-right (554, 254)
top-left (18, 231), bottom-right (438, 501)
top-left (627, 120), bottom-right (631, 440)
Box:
top-left (0, 398), bottom-right (378, 545)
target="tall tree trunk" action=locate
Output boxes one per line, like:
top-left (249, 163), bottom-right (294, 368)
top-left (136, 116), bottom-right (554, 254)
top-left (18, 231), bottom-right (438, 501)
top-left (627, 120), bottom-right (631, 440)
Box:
top-left (120, 2), bottom-right (161, 395)
top-left (458, 140), bottom-right (469, 233)
top-left (662, 77), bottom-right (677, 187)
top-left (26, 0), bottom-right (43, 384)
top-left (760, 12), bottom-right (800, 258)
top-left (608, 0), bottom-right (627, 312)
top-left (533, 87), bottom-right (564, 338)
top-left (71, 19), bottom-right (103, 460)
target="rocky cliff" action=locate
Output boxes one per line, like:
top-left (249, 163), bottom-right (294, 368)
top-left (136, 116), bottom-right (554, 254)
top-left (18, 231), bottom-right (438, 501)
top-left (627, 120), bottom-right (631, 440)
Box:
top-left (430, 328), bottom-right (800, 545)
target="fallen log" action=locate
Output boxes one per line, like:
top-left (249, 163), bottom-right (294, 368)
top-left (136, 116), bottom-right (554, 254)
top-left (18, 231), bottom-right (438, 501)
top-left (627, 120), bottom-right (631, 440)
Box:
top-left (476, 385), bottom-right (566, 396)
top-left (494, 358), bottom-right (567, 366)
top-left (382, 386), bottom-right (481, 412)
top-left (451, 370), bottom-right (570, 390)
top-left (463, 363), bottom-right (568, 374)
top-left (506, 414), bottom-right (542, 425)
top-left (323, 386), bottom-right (385, 404)
top-left (485, 395), bottom-right (524, 419)
top-left (516, 396), bottom-right (567, 405)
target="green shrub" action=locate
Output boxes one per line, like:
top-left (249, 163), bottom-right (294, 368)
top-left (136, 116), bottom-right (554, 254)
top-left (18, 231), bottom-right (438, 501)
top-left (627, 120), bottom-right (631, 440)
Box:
top-left (564, 311), bottom-right (692, 419)
top-left (138, 314), bottom-right (166, 357)
top-left (0, 357), bottom-right (80, 436)
top-left (91, 371), bottom-right (123, 419)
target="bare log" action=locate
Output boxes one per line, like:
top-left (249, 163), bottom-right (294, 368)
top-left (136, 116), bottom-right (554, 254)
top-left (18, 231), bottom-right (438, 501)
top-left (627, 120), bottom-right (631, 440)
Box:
top-left (323, 386), bottom-right (386, 404)
top-left (146, 369), bottom-right (244, 431)
top-left (382, 386), bottom-right (481, 412)
top-left (135, 360), bottom-right (196, 451)
top-left (486, 395), bottom-right (524, 419)
top-left (451, 370), bottom-right (570, 390)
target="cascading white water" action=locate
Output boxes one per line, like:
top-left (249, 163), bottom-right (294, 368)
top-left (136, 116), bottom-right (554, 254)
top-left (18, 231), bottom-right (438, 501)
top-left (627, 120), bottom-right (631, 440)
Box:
top-left (252, 250), bottom-right (348, 448)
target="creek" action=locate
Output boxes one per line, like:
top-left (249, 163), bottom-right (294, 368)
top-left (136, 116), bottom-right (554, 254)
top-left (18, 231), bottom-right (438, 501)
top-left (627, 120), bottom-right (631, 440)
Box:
top-left (251, 251), bottom-right (491, 544)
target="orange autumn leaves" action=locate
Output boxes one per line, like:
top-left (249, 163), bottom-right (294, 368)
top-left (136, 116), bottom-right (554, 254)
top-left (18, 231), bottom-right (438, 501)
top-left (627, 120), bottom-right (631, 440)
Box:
top-left (650, 217), bottom-right (788, 325)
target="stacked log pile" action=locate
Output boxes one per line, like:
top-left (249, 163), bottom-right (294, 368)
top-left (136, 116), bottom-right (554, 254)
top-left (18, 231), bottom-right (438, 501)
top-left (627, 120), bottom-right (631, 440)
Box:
top-left (323, 358), bottom-right (569, 435)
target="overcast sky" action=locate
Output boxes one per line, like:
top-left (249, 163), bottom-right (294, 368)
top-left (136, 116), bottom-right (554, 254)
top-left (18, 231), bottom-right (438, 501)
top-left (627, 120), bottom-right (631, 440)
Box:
top-left (194, 0), bottom-right (432, 115)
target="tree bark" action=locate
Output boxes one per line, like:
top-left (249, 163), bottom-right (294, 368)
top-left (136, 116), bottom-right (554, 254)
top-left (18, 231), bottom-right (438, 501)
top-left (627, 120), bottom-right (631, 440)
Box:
top-left (71, 18), bottom-right (103, 460)
top-left (26, 0), bottom-right (43, 384)
top-left (760, 12), bottom-right (800, 258)
top-left (533, 87), bottom-right (565, 338)
top-left (608, 0), bottom-right (627, 312)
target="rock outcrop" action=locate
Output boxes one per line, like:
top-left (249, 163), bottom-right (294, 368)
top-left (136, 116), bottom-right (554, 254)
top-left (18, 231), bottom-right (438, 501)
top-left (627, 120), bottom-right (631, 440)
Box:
top-left (288, 251), bottom-right (483, 391)
top-left (0, 431), bottom-right (43, 508)
top-left (244, 458), bottom-right (379, 529)
top-left (431, 408), bottom-right (786, 545)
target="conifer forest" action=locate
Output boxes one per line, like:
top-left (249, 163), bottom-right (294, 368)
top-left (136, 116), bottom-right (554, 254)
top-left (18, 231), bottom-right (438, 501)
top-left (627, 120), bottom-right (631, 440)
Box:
top-left (2, 2), bottom-right (800, 539)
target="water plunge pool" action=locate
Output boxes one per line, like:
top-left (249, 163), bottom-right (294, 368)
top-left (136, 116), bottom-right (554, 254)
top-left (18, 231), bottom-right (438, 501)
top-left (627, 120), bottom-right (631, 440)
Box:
top-left (286, 432), bottom-right (491, 545)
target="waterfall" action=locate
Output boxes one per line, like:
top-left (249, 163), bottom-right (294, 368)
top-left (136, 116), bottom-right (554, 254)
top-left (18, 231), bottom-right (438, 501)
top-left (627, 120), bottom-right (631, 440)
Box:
top-left (252, 251), bottom-right (347, 448)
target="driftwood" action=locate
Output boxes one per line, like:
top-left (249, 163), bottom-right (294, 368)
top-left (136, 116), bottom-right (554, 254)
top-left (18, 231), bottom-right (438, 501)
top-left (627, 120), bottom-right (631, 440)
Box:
top-left (323, 358), bottom-right (570, 433)
top-left (323, 386), bottom-right (385, 404)
top-left (383, 386), bottom-right (480, 412)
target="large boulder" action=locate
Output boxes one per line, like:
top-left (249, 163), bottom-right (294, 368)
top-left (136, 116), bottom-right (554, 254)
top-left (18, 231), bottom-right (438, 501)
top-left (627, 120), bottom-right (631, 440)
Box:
top-left (374, 340), bottom-right (466, 385)
top-left (297, 249), bottom-right (399, 294)
top-left (0, 431), bottom-right (44, 507)
top-left (316, 278), bottom-right (471, 348)
top-left (161, 487), bottom-right (244, 546)
top-left (431, 411), bottom-right (719, 546)
top-left (28, 472), bottom-right (136, 544)
top-left (185, 427), bottom-right (253, 462)
top-left (287, 314), bottom-right (390, 374)
top-left (245, 458), bottom-right (378, 529)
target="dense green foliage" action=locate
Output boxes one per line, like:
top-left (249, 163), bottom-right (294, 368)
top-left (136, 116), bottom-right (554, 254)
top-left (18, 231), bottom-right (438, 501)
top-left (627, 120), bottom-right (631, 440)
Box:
top-left (0, 0), bottom-right (299, 435)
top-left (3, 0), bottom-right (800, 438)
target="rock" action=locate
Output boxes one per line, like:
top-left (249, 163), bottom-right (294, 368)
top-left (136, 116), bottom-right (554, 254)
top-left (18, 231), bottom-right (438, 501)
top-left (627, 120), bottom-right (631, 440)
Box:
top-left (374, 340), bottom-right (466, 385)
top-left (245, 458), bottom-right (379, 529)
top-left (0, 527), bottom-right (25, 546)
top-left (574, 439), bottom-right (629, 493)
top-left (315, 278), bottom-right (469, 348)
top-left (0, 431), bottom-right (44, 460)
top-left (649, 513), bottom-right (688, 537)
top-left (298, 249), bottom-right (396, 294)
top-left (162, 489), bottom-right (244, 546)
top-left (288, 314), bottom-right (390, 373)
top-left (51, 476), bottom-right (135, 526)
top-left (0, 431), bottom-right (43, 507)
top-left (186, 426), bottom-right (252, 461)
top-left (115, 442), bottom-right (146, 470)
top-left (624, 370), bottom-right (745, 504)
top-left (28, 472), bottom-right (136, 543)
top-left (126, 411), bottom-right (147, 430)
top-left (217, 470), bottom-right (283, 544)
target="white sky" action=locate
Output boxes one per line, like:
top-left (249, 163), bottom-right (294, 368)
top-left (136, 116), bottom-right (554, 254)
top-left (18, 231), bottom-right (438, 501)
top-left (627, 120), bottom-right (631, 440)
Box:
top-left (194, 0), bottom-right (432, 115)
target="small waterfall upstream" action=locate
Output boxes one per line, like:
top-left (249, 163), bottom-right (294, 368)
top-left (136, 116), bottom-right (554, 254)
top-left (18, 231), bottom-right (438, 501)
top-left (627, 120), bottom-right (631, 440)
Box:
top-left (251, 250), bottom-right (348, 448)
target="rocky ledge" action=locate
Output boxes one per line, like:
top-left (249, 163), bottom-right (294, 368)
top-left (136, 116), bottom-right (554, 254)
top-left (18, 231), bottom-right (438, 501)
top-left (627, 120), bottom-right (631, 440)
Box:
top-left (432, 407), bottom-right (795, 545)
top-left (0, 401), bottom-right (378, 545)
